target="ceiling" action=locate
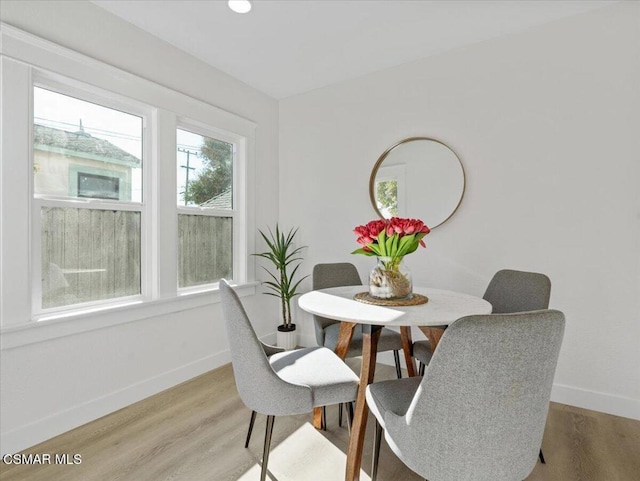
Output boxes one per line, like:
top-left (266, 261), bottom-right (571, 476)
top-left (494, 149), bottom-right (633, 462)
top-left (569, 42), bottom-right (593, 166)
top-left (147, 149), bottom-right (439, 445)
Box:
top-left (92, 0), bottom-right (615, 99)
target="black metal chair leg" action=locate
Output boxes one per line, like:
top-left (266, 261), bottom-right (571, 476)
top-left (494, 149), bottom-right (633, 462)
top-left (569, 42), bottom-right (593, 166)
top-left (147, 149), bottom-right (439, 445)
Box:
top-left (371, 419), bottom-right (383, 481)
top-left (245, 410), bottom-right (257, 448)
top-left (539, 448), bottom-right (546, 464)
top-left (339, 403), bottom-right (343, 427)
top-left (419, 361), bottom-right (426, 376)
top-left (322, 406), bottom-right (327, 431)
top-left (260, 415), bottom-right (275, 481)
top-left (344, 402), bottom-right (353, 433)
top-left (393, 349), bottom-right (402, 379)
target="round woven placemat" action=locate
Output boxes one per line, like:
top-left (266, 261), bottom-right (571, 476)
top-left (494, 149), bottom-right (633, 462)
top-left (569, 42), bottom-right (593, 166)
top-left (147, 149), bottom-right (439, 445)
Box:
top-left (354, 292), bottom-right (429, 306)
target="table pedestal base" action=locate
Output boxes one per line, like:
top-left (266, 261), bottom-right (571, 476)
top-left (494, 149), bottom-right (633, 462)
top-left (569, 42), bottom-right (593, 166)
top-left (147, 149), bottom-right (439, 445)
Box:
top-left (400, 326), bottom-right (417, 377)
top-left (345, 325), bottom-right (381, 481)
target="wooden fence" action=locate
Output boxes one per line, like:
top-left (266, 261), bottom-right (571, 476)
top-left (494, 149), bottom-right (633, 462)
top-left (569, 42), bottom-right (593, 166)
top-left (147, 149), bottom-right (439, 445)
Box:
top-left (178, 214), bottom-right (232, 288)
top-left (41, 207), bottom-right (141, 308)
top-left (40, 208), bottom-right (233, 308)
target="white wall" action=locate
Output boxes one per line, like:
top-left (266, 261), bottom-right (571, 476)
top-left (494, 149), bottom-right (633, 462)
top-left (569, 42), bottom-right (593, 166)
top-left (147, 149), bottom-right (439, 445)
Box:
top-left (0, 1), bottom-right (280, 453)
top-left (1, 0), bottom-right (638, 456)
top-left (280, 2), bottom-right (640, 419)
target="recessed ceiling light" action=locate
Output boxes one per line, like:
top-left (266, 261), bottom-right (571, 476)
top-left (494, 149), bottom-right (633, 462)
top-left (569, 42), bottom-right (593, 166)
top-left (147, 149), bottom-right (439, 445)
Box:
top-left (228, 0), bottom-right (252, 14)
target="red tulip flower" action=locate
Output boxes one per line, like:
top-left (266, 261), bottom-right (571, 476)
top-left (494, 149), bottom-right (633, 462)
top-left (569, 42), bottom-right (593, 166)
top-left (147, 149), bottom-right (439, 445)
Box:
top-left (352, 217), bottom-right (430, 259)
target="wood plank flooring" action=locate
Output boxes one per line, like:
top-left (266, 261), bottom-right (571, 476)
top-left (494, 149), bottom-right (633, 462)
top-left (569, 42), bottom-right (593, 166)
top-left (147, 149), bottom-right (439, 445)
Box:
top-left (1, 361), bottom-right (639, 481)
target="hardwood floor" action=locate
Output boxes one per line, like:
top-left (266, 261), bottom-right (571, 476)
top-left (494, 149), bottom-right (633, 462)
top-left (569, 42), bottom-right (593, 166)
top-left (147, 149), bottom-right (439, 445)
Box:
top-left (2, 361), bottom-right (639, 481)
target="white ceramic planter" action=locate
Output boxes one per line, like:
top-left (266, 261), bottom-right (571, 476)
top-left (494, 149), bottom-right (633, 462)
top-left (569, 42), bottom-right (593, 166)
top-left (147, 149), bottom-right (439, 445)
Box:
top-left (276, 324), bottom-right (297, 350)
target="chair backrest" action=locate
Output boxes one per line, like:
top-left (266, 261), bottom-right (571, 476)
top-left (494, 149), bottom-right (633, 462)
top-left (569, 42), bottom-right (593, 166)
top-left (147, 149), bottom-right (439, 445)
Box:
top-left (219, 280), bottom-right (311, 416)
top-left (384, 310), bottom-right (565, 481)
top-left (483, 269), bottom-right (551, 313)
top-left (311, 263), bottom-right (362, 345)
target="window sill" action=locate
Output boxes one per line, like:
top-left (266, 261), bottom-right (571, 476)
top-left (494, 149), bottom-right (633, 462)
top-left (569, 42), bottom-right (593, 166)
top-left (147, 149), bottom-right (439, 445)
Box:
top-left (0, 281), bottom-right (258, 350)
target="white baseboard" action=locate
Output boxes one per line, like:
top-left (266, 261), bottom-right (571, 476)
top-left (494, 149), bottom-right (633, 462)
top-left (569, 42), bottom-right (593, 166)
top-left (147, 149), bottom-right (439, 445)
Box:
top-left (6, 333), bottom-right (636, 455)
top-left (0, 350), bottom-right (231, 454)
top-left (551, 383), bottom-right (640, 420)
top-left (1, 332), bottom-right (282, 455)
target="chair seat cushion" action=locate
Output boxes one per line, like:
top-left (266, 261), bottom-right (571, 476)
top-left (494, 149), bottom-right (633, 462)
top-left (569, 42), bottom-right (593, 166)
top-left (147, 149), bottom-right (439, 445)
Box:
top-left (366, 376), bottom-right (422, 428)
top-left (323, 324), bottom-right (403, 356)
top-left (412, 340), bottom-right (433, 365)
top-left (270, 347), bottom-right (359, 408)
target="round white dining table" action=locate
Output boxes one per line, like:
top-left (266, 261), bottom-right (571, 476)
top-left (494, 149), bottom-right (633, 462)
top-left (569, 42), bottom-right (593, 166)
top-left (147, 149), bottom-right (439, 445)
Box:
top-left (298, 285), bottom-right (491, 481)
top-left (299, 285), bottom-right (491, 328)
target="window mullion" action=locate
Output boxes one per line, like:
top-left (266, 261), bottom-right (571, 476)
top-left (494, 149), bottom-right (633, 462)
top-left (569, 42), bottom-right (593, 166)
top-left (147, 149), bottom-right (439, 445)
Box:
top-left (1, 57), bottom-right (33, 326)
top-left (34, 197), bottom-right (143, 212)
top-left (154, 109), bottom-right (178, 299)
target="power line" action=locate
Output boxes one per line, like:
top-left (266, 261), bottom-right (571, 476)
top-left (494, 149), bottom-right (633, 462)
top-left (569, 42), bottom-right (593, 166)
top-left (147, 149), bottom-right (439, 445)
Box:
top-left (177, 143), bottom-right (204, 152)
top-left (35, 118), bottom-right (227, 155)
top-left (34, 117), bottom-right (142, 142)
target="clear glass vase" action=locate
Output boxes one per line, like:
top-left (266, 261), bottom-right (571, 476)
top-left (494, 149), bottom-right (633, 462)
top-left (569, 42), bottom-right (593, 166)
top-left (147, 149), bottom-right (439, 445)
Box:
top-left (369, 256), bottom-right (413, 300)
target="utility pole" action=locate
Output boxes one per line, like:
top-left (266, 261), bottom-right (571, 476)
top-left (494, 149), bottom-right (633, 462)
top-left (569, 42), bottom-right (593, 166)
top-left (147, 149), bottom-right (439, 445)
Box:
top-left (178, 147), bottom-right (198, 205)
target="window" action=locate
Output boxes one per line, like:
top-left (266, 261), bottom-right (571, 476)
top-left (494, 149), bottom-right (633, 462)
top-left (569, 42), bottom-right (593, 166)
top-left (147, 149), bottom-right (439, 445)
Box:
top-left (33, 86), bottom-right (145, 310)
top-left (1, 27), bottom-right (255, 333)
top-left (77, 172), bottom-right (120, 200)
top-left (176, 127), bottom-right (234, 288)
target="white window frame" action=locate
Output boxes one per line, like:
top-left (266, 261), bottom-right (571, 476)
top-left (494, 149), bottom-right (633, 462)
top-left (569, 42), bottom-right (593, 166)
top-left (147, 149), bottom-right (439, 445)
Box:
top-left (0, 23), bottom-right (256, 348)
top-left (31, 73), bottom-right (153, 317)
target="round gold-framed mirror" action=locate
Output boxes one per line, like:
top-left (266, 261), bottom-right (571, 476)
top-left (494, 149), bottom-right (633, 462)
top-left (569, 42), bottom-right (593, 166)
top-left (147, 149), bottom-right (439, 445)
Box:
top-left (369, 137), bottom-right (466, 229)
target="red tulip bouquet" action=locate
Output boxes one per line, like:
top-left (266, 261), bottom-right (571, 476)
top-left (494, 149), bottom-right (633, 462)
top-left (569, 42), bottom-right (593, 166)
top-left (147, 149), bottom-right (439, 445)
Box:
top-left (352, 217), bottom-right (430, 299)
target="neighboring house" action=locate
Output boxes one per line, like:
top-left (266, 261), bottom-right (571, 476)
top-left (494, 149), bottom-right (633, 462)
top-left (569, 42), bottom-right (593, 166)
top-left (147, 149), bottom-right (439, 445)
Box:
top-left (33, 123), bottom-right (140, 201)
top-left (200, 187), bottom-right (232, 209)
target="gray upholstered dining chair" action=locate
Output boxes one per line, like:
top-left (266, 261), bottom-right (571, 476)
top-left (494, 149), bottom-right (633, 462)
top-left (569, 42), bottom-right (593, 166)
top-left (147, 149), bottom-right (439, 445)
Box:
top-left (412, 269), bottom-right (552, 464)
top-left (219, 279), bottom-right (359, 481)
top-left (313, 262), bottom-right (405, 427)
top-left (367, 309), bottom-right (565, 481)
top-left (413, 269), bottom-right (551, 374)
top-left (313, 263), bottom-right (404, 376)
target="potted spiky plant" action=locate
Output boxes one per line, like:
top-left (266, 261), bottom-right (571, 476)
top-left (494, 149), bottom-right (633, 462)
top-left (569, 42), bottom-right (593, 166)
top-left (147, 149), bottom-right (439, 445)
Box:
top-left (254, 225), bottom-right (308, 349)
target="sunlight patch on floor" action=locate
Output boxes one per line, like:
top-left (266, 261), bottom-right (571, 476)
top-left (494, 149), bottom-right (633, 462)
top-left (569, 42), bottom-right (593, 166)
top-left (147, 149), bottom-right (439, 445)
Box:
top-left (236, 422), bottom-right (371, 481)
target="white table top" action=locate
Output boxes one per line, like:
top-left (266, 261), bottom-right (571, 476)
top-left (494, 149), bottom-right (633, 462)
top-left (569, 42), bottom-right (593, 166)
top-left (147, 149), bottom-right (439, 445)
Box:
top-left (298, 285), bottom-right (492, 327)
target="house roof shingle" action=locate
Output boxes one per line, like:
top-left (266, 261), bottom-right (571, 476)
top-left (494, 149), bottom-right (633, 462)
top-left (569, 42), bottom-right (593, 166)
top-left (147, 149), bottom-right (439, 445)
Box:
top-left (33, 124), bottom-right (141, 165)
top-left (201, 187), bottom-right (232, 209)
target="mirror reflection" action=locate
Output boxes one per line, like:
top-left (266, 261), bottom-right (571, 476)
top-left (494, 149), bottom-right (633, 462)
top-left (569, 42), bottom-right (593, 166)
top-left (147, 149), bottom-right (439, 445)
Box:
top-left (369, 137), bottom-right (465, 229)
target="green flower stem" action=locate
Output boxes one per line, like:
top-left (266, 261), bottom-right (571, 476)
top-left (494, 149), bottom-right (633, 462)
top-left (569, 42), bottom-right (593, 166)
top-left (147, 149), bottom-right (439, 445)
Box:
top-left (379, 256), bottom-right (403, 271)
